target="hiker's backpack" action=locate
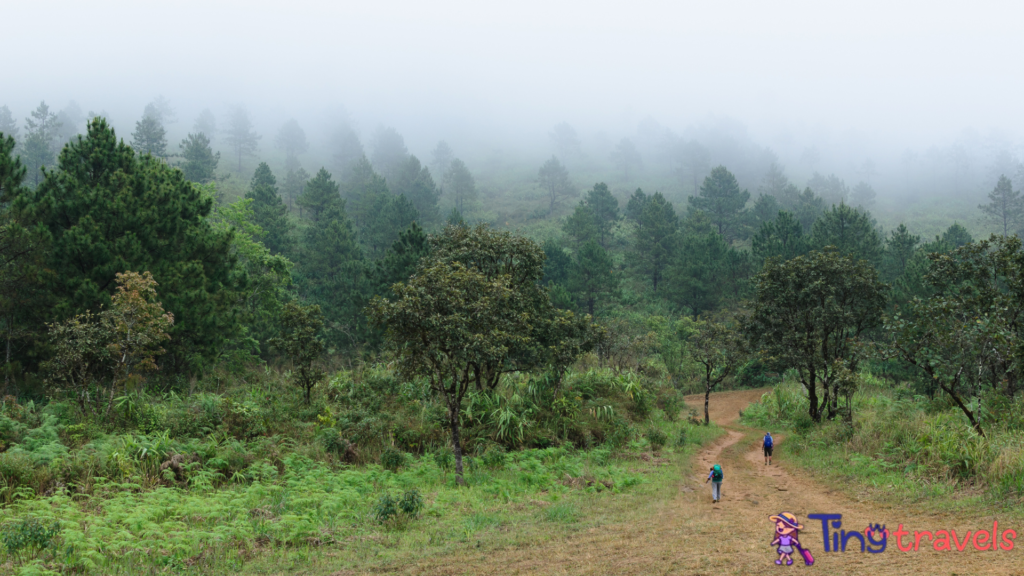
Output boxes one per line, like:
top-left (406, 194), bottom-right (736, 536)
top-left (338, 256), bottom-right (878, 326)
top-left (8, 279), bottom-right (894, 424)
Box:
top-left (712, 464), bottom-right (723, 481)
top-left (764, 434), bottom-right (773, 448)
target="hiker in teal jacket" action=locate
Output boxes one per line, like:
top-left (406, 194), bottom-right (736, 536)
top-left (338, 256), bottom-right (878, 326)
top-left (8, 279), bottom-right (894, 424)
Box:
top-left (705, 464), bottom-right (723, 503)
top-left (763, 432), bottom-right (773, 466)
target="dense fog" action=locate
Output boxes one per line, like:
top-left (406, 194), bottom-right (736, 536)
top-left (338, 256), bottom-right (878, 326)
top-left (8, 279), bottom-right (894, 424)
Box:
top-left (4, 0), bottom-right (1024, 237)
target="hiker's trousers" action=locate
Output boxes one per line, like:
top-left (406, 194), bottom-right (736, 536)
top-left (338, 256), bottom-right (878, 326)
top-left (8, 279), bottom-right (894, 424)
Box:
top-left (711, 481), bottom-right (721, 500)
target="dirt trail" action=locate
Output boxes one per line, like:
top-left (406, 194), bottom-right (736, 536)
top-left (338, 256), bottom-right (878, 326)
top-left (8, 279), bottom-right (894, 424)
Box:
top-left (386, 389), bottom-right (1023, 575)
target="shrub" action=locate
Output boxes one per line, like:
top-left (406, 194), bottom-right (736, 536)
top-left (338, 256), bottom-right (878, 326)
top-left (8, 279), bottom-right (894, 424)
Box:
top-left (646, 427), bottom-right (668, 452)
top-left (433, 448), bottom-right (454, 471)
top-left (224, 400), bottom-right (267, 439)
top-left (1, 517), bottom-right (61, 564)
top-left (736, 358), bottom-right (781, 389)
top-left (660, 393), bottom-right (682, 422)
top-left (372, 493), bottom-right (398, 524)
top-left (398, 489), bottom-right (423, 517)
top-left (482, 446), bottom-right (507, 470)
top-left (380, 448), bottom-right (406, 473)
top-left (675, 427), bottom-right (687, 447)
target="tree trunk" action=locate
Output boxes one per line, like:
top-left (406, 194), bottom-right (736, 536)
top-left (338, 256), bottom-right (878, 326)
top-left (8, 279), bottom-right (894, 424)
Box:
top-left (449, 407), bottom-right (467, 485)
top-left (942, 383), bottom-right (985, 437)
top-left (704, 365), bottom-right (712, 425)
top-left (704, 385), bottom-right (711, 425)
top-left (806, 366), bottom-right (820, 423)
top-left (3, 322), bottom-right (10, 397)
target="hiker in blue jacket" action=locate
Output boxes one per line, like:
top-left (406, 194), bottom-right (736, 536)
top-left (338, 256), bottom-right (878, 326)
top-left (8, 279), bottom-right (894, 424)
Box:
top-left (763, 432), bottom-right (773, 466)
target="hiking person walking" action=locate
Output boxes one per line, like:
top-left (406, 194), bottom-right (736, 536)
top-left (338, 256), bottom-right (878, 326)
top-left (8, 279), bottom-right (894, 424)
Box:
top-left (763, 431), bottom-right (773, 466)
top-left (705, 464), bottom-right (723, 503)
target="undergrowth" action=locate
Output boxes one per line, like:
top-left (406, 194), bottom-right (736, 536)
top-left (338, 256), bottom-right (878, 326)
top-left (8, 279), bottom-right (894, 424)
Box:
top-left (742, 372), bottom-right (1024, 508)
top-left (0, 361), bottom-right (723, 574)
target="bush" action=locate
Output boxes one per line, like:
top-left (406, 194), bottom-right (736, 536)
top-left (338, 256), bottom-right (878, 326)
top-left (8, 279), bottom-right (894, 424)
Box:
top-left (374, 489), bottom-right (423, 524)
top-left (372, 493), bottom-right (398, 524)
top-left (433, 448), bottom-right (454, 471)
top-left (398, 489), bottom-right (423, 517)
top-left (1, 517), bottom-right (61, 563)
top-left (659, 393), bottom-right (682, 422)
top-left (736, 358), bottom-right (782, 389)
top-left (646, 427), bottom-right (668, 452)
top-left (380, 448), bottom-right (406, 473)
top-left (675, 427), bottom-right (687, 447)
top-left (224, 400), bottom-right (267, 439)
top-left (482, 446), bottom-right (507, 470)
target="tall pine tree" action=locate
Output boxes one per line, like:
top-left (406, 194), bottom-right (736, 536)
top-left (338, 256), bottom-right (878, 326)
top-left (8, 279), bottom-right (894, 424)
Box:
top-left (295, 192), bottom-right (365, 348)
top-left (20, 118), bottom-right (244, 372)
top-left (246, 163), bottom-right (293, 255)
top-left (179, 133), bottom-right (219, 183)
top-left (688, 166), bottom-right (749, 240)
top-left (297, 168), bottom-right (342, 222)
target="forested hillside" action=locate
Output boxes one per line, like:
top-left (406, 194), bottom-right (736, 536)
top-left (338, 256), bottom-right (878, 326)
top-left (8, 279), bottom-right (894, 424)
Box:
top-left (1, 98), bottom-right (1024, 574)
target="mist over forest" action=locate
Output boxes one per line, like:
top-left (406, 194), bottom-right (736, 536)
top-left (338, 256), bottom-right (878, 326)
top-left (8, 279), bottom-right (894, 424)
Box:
top-left (3, 2), bottom-right (1024, 573)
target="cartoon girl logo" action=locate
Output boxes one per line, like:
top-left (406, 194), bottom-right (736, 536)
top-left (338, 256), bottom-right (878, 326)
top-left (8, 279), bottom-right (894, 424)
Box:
top-left (770, 512), bottom-right (814, 566)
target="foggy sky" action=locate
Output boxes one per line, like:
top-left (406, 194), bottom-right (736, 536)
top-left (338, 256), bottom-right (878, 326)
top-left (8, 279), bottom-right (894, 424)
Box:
top-left (4, 0), bottom-right (1024, 155)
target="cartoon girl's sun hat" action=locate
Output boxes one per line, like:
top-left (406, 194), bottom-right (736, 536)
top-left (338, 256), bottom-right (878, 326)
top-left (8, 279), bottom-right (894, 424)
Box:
top-left (770, 512), bottom-right (803, 530)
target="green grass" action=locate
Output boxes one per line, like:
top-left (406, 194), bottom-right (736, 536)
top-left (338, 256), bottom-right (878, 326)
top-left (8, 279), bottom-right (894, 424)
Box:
top-left (0, 415), bottom-right (723, 575)
top-left (742, 375), bottom-right (1024, 517)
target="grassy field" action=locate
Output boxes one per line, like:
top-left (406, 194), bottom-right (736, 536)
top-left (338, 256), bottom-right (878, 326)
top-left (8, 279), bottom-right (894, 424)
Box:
top-left (741, 375), bottom-right (1024, 517)
top-left (0, 413), bottom-right (723, 575)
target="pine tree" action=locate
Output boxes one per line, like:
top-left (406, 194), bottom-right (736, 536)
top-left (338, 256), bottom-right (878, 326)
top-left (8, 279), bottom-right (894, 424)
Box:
top-left (390, 155), bottom-right (440, 225)
top-left (225, 106), bottom-right (260, 171)
top-left (583, 183), bottom-right (619, 248)
top-left (330, 124), bottom-right (363, 178)
top-left (688, 166), bottom-right (749, 241)
top-left (625, 188), bottom-right (647, 225)
top-left (752, 211), bottom-right (809, 264)
top-left (22, 102), bottom-right (62, 187)
top-left (851, 182), bottom-right (877, 209)
top-left (538, 156), bottom-right (575, 214)
top-left (0, 133), bottom-right (44, 385)
top-left (276, 119), bottom-right (308, 170)
top-left (295, 197), bottom-right (366, 348)
top-left (246, 163), bottom-right (293, 255)
top-left (131, 115), bottom-right (167, 158)
top-left (281, 166), bottom-right (310, 212)
top-left (562, 202), bottom-right (598, 247)
top-left (342, 157), bottom-right (389, 228)
top-left (750, 194), bottom-right (781, 227)
top-left (446, 159), bottom-right (476, 214)
top-left (810, 202), bottom-right (882, 265)
top-left (0, 106), bottom-right (18, 142)
top-left (364, 194), bottom-right (419, 259)
top-left (882, 223), bottom-right (920, 282)
top-left (22, 118), bottom-right (243, 371)
top-left (807, 172), bottom-right (849, 207)
top-left (567, 240), bottom-right (615, 316)
top-left (371, 222), bottom-right (430, 298)
top-left (193, 109), bottom-right (217, 142)
top-left (794, 187), bottom-right (825, 232)
top-left (55, 102), bottom-right (84, 146)
top-left (370, 126), bottom-right (409, 181)
top-left (431, 141), bottom-right (455, 188)
top-left (979, 175), bottom-right (1022, 236)
top-left (541, 238), bottom-right (572, 286)
top-left (632, 191), bottom-right (678, 291)
top-left (179, 133), bottom-right (220, 183)
top-left (297, 168), bottom-right (343, 223)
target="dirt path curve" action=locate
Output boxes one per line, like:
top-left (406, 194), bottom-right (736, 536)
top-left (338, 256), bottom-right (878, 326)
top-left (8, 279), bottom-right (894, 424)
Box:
top-left (394, 389), bottom-right (1022, 575)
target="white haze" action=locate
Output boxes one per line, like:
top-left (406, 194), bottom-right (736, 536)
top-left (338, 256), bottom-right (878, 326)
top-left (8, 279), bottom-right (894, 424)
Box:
top-left (4, 0), bottom-right (1024, 219)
